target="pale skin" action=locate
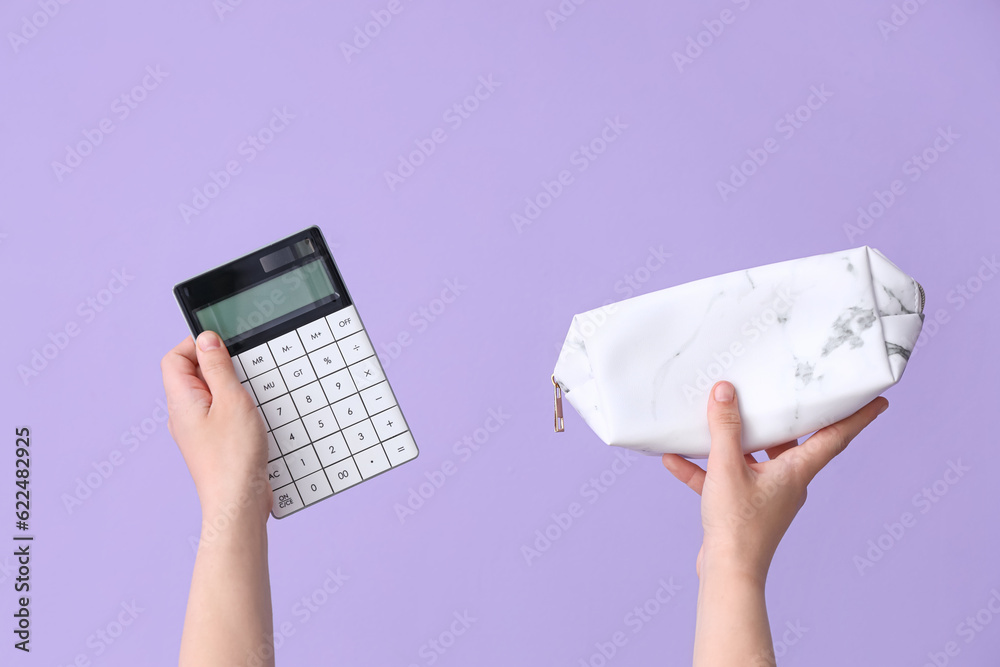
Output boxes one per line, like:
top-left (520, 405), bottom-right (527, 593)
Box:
top-left (161, 331), bottom-right (275, 667)
top-left (662, 381), bottom-right (888, 667)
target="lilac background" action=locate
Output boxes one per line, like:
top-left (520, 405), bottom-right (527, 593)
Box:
top-left (2, 0), bottom-right (999, 665)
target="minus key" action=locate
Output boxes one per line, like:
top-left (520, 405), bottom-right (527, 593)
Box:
top-left (360, 381), bottom-right (396, 415)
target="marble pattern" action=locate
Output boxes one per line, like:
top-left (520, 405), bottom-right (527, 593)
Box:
top-left (553, 246), bottom-right (924, 457)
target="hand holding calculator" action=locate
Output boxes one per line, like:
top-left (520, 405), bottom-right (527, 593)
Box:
top-left (174, 227), bottom-right (419, 519)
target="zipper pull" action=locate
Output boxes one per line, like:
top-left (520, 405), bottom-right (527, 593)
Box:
top-left (551, 375), bottom-right (564, 433)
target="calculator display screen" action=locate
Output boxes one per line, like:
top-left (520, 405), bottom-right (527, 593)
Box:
top-left (194, 259), bottom-right (337, 343)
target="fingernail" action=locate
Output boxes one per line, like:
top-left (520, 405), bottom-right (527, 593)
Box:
top-left (877, 401), bottom-right (889, 415)
top-left (197, 331), bottom-right (221, 351)
top-left (713, 382), bottom-right (734, 403)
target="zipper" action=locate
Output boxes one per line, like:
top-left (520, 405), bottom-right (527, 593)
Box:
top-left (551, 375), bottom-right (564, 432)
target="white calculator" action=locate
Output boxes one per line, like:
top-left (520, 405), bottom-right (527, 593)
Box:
top-left (174, 227), bottom-right (419, 519)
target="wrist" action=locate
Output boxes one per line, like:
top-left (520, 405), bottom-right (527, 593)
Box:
top-left (199, 489), bottom-right (271, 538)
top-left (699, 542), bottom-right (770, 588)
top-left (198, 504), bottom-right (268, 554)
top-left (197, 475), bottom-right (272, 527)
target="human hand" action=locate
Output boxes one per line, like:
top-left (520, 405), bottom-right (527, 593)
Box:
top-left (161, 332), bottom-right (272, 526)
top-left (662, 381), bottom-right (888, 583)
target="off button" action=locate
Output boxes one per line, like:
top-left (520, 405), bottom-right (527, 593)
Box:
top-left (327, 305), bottom-right (363, 340)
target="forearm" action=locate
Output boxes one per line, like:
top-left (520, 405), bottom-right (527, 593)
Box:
top-left (180, 510), bottom-right (273, 667)
top-left (693, 549), bottom-right (773, 667)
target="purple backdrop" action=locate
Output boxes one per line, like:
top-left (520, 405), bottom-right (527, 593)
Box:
top-left (3, 0), bottom-right (999, 665)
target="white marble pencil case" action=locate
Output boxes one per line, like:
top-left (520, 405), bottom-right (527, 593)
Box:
top-left (551, 246), bottom-right (924, 457)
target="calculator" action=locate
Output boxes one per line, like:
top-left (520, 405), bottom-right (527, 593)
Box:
top-left (173, 227), bottom-right (419, 519)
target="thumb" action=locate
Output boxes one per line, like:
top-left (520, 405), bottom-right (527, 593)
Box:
top-left (706, 381), bottom-right (746, 474)
top-left (195, 331), bottom-right (242, 398)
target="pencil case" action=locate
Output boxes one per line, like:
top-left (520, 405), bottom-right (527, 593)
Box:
top-left (551, 246), bottom-right (924, 457)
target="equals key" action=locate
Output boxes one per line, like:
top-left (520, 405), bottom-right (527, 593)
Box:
top-left (385, 432), bottom-right (418, 467)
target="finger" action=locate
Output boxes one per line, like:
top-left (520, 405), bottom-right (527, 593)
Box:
top-left (792, 397), bottom-right (888, 482)
top-left (160, 337), bottom-right (211, 415)
top-left (744, 453), bottom-right (758, 465)
top-left (194, 331), bottom-right (242, 402)
top-left (661, 454), bottom-right (706, 495)
top-left (765, 440), bottom-right (798, 461)
top-left (706, 381), bottom-right (746, 475)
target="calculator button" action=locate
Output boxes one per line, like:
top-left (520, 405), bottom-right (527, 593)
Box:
top-left (257, 406), bottom-right (266, 425)
top-left (250, 368), bottom-right (287, 404)
top-left (327, 305), bottom-right (363, 340)
top-left (232, 356), bottom-right (248, 382)
top-left (267, 330), bottom-right (305, 365)
top-left (343, 418), bottom-right (379, 455)
top-left (266, 458), bottom-right (291, 489)
top-left (315, 431), bottom-right (350, 467)
top-left (307, 344), bottom-right (346, 378)
top-left (373, 406), bottom-right (407, 441)
top-left (241, 381), bottom-right (257, 405)
top-left (361, 382), bottom-right (396, 415)
top-left (384, 431), bottom-right (419, 467)
top-left (331, 394), bottom-right (367, 430)
top-left (296, 470), bottom-right (333, 505)
top-left (297, 317), bottom-right (335, 353)
top-left (266, 432), bottom-right (281, 461)
top-left (291, 381), bottom-right (327, 417)
top-left (285, 444), bottom-right (322, 480)
top-left (326, 457), bottom-right (361, 492)
top-left (338, 331), bottom-right (374, 366)
top-left (273, 419), bottom-right (310, 455)
top-left (349, 357), bottom-right (385, 391)
top-left (319, 368), bottom-right (356, 403)
top-left (239, 343), bottom-right (276, 378)
top-left (355, 444), bottom-right (391, 480)
top-left (301, 406), bottom-right (337, 441)
top-left (261, 394), bottom-right (297, 430)
top-left (279, 357), bottom-right (317, 392)
top-left (272, 483), bottom-right (303, 518)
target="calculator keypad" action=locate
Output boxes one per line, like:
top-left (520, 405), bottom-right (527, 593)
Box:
top-left (233, 305), bottom-right (418, 518)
